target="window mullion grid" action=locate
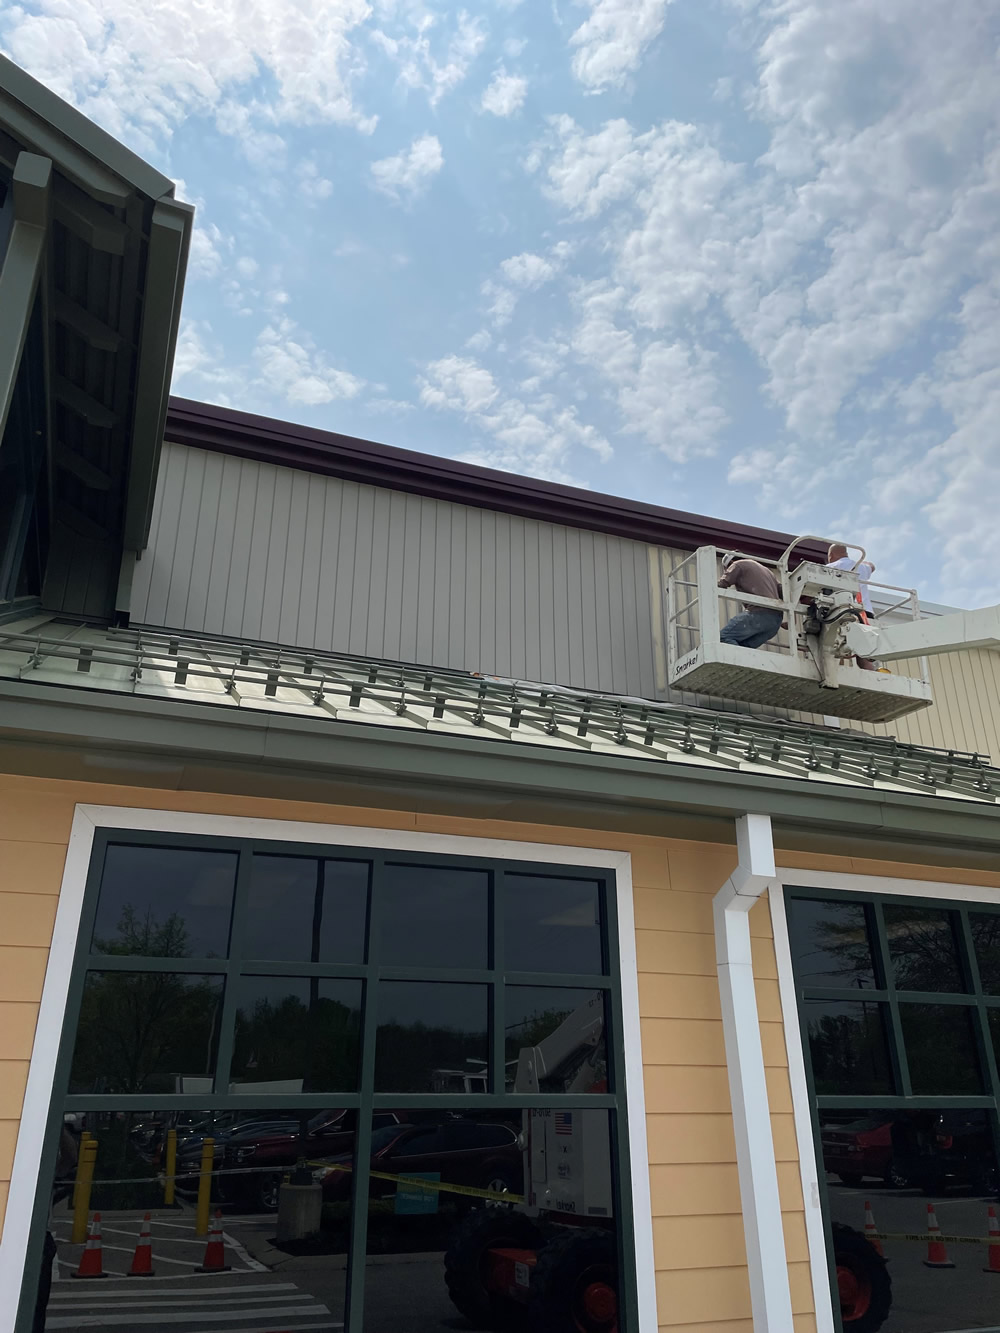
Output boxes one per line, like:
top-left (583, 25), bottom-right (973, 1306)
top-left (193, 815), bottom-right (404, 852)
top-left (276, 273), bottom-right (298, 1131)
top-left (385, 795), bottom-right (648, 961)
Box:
top-left (212, 840), bottom-right (254, 1095)
top-left (345, 854), bottom-right (381, 1333)
top-left (871, 900), bottom-right (911, 1097)
top-left (957, 909), bottom-right (1000, 1110)
top-left (491, 868), bottom-right (504, 1097)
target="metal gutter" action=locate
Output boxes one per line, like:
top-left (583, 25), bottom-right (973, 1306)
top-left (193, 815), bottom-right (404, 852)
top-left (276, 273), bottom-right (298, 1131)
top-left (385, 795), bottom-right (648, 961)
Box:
top-left (1, 679), bottom-right (999, 850)
top-left (714, 814), bottom-right (792, 1332)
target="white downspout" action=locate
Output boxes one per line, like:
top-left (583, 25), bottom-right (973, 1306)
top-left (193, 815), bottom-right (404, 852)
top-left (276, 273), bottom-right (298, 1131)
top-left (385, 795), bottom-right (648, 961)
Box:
top-left (714, 813), bottom-right (794, 1332)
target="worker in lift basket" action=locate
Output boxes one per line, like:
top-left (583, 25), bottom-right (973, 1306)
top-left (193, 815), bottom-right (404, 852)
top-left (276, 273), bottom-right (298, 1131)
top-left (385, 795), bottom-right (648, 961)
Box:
top-left (717, 551), bottom-right (784, 648)
top-left (826, 542), bottom-right (877, 671)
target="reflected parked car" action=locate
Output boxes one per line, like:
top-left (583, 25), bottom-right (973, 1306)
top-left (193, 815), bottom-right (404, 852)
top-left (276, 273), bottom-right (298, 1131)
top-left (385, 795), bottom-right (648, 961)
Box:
top-left (314, 1119), bottom-right (522, 1207)
top-left (891, 1111), bottom-right (998, 1196)
top-left (220, 1110), bottom-right (404, 1212)
top-left (821, 1117), bottom-right (908, 1188)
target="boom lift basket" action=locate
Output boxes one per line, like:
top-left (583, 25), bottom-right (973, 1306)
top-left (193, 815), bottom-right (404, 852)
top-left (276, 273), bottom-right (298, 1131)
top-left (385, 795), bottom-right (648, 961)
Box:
top-left (665, 543), bottom-right (934, 725)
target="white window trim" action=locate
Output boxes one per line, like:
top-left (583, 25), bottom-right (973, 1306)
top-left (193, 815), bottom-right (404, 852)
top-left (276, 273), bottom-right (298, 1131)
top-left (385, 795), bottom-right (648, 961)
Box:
top-left (770, 865), bottom-right (1000, 1333)
top-left (1, 804), bottom-right (656, 1333)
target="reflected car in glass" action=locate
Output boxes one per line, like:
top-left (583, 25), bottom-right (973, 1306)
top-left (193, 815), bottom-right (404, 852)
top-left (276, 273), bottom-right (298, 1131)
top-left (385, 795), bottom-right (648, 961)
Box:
top-left (314, 1119), bottom-right (523, 1206)
top-left (821, 1117), bottom-right (909, 1189)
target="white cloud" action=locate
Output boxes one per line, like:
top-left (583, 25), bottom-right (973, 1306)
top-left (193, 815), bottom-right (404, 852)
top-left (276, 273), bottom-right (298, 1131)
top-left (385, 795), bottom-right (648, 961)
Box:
top-left (297, 160), bottom-right (334, 201)
top-left (254, 318), bottom-right (364, 405)
top-left (481, 66), bottom-right (527, 117)
top-left (370, 133), bottom-right (443, 202)
top-left (0, 0), bottom-right (377, 158)
top-left (499, 252), bottom-right (556, 288)
top-left (569, 0), bottom-right (673, 92)
top-left (372, 9), bottom-right (486, 106)
top-left (419, 354), bottom-right (612, 482)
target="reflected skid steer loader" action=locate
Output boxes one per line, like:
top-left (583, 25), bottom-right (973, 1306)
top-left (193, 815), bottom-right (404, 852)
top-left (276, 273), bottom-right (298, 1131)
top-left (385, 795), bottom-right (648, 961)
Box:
top-left (443, 992), bottom-right (618, 1333)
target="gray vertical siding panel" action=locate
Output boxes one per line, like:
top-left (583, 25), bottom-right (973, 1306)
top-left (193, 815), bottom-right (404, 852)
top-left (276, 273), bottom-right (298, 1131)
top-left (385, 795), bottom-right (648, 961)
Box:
top-left (277, 470), bottom-right (309, 648)
top-left (349, 486), bottom-right (375, 655)
top-left (463, 505), bottom-right (482, 673)
top-left (222, 463), bottom-right (259, 640)
top-left (202, 454), bottom-right (240, 634)
top-left (185, 450), bottom-right (224, 632)
top-left (367, 488), bottom-right (392, 660)
top-left (295, 474), bottom-right (326, 649)
top-left (381, 489), bottom-right (407, 662)
top-left (132, 442), bottom-right (679, 702)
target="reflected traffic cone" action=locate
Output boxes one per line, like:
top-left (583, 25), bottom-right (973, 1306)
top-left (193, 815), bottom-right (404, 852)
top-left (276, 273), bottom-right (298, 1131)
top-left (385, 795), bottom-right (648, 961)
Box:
top-left (196, 1211), bottom-right (231, 1273)
top-left (72, 1213), bottom-right (108, 1279)
top-left (984, 1206), bottom-right (1000, 1274)
top-left (863, 1201), bottom-right (884, 1258)
top-left (922, 1203), bottom-right (955, 1268)
top-left (128, 1212), bottom-right (156, 1277)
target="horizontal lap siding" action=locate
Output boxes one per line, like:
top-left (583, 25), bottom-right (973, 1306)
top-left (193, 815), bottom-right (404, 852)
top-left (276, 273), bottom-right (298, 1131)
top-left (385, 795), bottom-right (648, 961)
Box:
top-left (4, 781), bottom-right (999, 1326)
top-left (131, 442), bottom-right (659, 697)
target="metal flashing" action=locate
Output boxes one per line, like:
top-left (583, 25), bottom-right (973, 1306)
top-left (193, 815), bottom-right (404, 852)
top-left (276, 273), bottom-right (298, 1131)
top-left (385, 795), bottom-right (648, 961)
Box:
top-left (0, 620), bottom-right (997, 832)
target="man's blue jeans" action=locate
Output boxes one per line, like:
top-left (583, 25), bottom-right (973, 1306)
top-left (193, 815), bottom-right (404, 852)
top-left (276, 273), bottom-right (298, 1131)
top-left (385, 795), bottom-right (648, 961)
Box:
top-left (719, 608), bottom-right (782, 649)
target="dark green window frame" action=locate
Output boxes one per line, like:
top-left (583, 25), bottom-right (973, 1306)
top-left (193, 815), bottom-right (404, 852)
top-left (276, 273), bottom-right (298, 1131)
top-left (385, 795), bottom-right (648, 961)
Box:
top-left (19, 828), bottom-right (640, 1333)
top-left (786, 884), bottom-right (1000, 1333)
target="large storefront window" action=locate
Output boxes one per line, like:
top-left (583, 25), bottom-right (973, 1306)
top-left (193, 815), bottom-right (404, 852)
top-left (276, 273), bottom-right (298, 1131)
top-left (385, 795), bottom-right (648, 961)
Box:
top-left (788, 887), bottom-right (1000, 1333)
top-left (22, 834), bottom-right (636, 1333)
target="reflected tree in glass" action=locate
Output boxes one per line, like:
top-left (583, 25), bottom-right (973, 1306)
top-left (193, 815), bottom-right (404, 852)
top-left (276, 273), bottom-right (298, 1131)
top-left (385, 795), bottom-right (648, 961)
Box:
top-left (70, 970), bottom-right (223, 1095)
top-left (883, 905), bottom-right (965, 993)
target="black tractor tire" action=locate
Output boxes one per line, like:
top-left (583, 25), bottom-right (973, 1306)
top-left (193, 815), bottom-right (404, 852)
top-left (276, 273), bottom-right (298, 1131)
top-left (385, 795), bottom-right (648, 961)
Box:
top-left (832, 1223), bottom-right (892, 1333)
top-left (527, 1227), bottom-right (618, 1333)
top-left (444, 1207), bottom-right (543, 1329)
top-left (838, 1173), bottom-right (864, 1188)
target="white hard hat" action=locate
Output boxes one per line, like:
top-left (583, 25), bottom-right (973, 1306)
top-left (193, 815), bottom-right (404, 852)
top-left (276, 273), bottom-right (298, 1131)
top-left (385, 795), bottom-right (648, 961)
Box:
top-left (721, 550), bottom-right (739, 570)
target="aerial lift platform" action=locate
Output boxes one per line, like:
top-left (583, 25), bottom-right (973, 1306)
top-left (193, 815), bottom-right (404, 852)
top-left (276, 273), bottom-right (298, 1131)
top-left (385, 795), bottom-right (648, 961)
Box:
top-left (665, 537), bottom-right (1000, 725)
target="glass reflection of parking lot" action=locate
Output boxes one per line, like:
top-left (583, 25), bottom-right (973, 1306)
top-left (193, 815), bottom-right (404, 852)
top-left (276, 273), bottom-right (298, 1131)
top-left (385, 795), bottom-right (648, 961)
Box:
top-left (822, 1107), bottom-right (1000, 1333)
top-left (338, 1108), bottom-right (620, 1332)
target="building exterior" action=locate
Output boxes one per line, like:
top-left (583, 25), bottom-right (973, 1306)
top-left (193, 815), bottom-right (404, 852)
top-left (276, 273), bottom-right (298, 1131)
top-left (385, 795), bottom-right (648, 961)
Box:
top-left (2, 54), bottom-right (1000, 1333)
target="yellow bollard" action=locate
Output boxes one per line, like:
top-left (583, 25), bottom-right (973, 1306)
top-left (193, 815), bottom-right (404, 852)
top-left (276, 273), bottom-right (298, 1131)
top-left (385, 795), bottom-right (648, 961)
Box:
top-left (164, 1129), bottom-right (177, 1207)
top-left (71, 1131), bottom-right (92, 1217)
top-left (70, 1138), bottom-right (98, 1244)
top-left (195, 1137), bottom-right (215, 1237)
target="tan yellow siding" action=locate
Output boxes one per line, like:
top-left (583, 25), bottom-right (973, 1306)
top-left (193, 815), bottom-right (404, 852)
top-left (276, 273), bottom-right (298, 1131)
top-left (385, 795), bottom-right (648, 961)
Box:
top-left (0, 773), bottom-right (997, 1321)
top-left (867, 647), bottom-right (1000, 762)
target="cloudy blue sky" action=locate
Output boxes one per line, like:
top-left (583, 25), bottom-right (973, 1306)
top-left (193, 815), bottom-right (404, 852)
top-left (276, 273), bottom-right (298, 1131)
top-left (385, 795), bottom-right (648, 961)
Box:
top-left (3, 0), bottom-right (998, 607)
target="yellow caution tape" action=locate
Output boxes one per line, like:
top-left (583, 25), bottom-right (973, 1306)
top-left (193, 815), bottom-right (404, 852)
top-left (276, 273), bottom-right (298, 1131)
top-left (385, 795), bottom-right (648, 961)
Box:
top-left (871, 1232), bottom-right (995, 1245)
top-left (309, 1161), bottom-right (524, 1205)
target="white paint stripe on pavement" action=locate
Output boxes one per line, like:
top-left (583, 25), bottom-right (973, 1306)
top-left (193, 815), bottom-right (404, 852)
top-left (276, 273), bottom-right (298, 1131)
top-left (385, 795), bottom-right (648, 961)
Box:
top-left (54, 1267), bottom-right (271, 1283)
top-left (222, 1229), bottom-right (269, 1273)
top-left (46, 1304), bottom-right (331, 1327)
top-left (50, 1283), bottom-right (298, 1300)
top-left (152, 1326), bottom-right (341, 1333)
top-left (50, 1294), bottom-right (316, 1311)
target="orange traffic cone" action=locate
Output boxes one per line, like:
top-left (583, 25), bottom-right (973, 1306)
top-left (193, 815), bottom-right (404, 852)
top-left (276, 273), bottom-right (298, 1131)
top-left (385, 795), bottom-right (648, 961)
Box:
top-left (72, 1213), bottom-right (108, 1279)
top-left (923, 1203), bottom-right (955, 1268)
top-left (863, 1200), bottom-right (884, 1257)
top-left (128, 1212), bottom-right (156, 1277)
top-left (196, 1211), bottom-right (231, 1273)
top-left (984, 1206), bottom-right (1000, 1274)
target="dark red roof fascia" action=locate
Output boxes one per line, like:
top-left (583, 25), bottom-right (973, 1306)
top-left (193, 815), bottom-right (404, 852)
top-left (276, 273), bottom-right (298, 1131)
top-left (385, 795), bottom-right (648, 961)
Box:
top-left (165, 397), bottom-right (828, 563)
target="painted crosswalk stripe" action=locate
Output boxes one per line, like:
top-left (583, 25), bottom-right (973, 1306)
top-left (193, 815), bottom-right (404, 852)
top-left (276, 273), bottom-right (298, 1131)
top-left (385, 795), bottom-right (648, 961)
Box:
top-left (46, 1304), bottom-right (331, 1328)
top-left (50, 1283), bottom-right (298, 1300)
top-left (49, 1293), bottom-right (317, 1311)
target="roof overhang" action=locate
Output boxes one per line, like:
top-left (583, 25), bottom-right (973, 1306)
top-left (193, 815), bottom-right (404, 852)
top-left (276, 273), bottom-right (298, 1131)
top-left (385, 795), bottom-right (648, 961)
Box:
top-left (0, 56), bottom-right (193, 573)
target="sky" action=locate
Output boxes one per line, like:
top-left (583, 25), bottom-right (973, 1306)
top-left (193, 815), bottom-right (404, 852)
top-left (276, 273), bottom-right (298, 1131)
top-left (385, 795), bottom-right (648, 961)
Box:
top-left (3, 0), bottom-right (999, 608)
